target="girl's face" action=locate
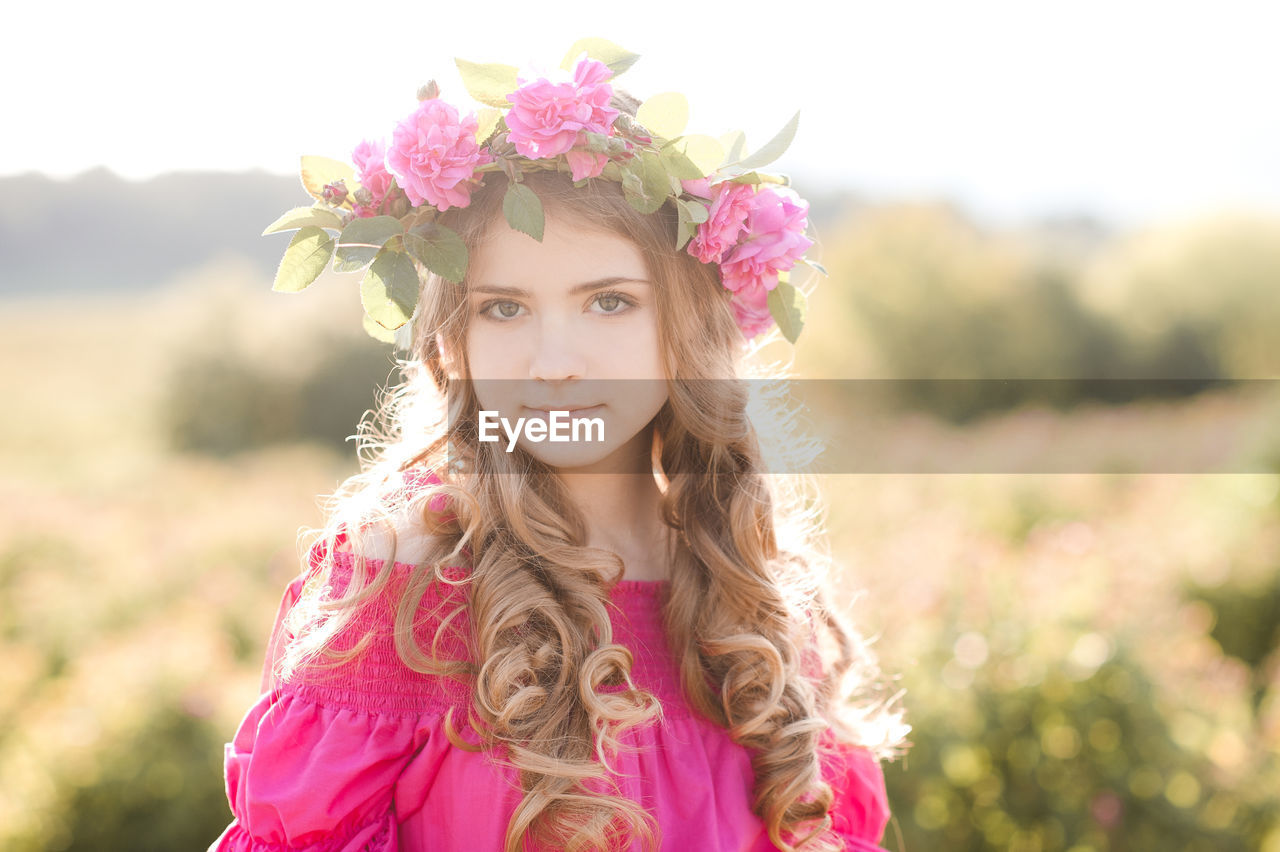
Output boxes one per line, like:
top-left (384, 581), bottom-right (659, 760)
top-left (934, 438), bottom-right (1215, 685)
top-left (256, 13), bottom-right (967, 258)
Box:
top-left (461, 209), bottom-right (670, 473)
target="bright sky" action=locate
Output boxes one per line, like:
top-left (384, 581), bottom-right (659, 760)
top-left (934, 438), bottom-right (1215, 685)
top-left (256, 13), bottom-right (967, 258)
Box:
top-left (7, 0), bottom-right (1278, 228)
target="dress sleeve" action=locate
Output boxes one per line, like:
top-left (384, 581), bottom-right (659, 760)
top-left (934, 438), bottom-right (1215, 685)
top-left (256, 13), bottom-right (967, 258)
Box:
top-left (816, 730), bottom-right (892, 851)
top-left (209, 560), bottom-right (463, 852)
top-left (210, 686), bottom-right (427, 851)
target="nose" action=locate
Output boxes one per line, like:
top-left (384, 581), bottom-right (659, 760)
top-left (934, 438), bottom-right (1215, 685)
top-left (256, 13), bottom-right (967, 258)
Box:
top-left (528, 320), bottom-right (587, 381)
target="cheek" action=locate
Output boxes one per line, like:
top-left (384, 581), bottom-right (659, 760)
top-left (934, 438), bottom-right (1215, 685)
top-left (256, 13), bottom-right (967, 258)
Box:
top-left (612, 313), bottom-right (666, 380)
top-left (465, 329), bottom-right (544, 420)
top-left (465, 326), bottom-right (515, 380)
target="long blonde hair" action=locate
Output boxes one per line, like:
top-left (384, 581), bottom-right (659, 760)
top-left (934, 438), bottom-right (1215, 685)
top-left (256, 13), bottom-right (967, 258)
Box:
top-left (279, 162), bottom-right (905, 851)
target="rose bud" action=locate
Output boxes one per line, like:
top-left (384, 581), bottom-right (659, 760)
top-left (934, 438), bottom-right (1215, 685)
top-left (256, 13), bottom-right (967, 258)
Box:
top-left (322, 179), bottom-right (349, 205)
top-left (417, 80), bottom-right (440, 101)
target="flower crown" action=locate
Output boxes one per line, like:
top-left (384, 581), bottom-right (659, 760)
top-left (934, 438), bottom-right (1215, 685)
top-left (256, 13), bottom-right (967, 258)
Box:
top-left (264, 38), bottom-right (821, 347)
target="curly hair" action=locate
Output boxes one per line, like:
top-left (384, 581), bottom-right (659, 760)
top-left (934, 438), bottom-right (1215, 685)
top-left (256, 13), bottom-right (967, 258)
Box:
top-left (277, 122), bottom-right (907, 851)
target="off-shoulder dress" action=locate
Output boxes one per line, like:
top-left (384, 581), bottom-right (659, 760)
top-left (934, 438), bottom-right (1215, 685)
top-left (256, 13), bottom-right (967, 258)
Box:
top-left (210, 470), bottom-right (891, 851)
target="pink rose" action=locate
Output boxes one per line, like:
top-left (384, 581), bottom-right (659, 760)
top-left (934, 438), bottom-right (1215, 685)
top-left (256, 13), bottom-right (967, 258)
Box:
top-left (719, 263), bottom-right (763, 294)
top-left (565, 149), bottom-right (608, 181)
top-left (717, 187), bottom-right (812, 290)
top-left (700, 185), bottom-right (813, 338)
top-left (351, 139), bottom-right (396, 218)
top-left (728, 276), bottom-right (775, 339)
top-left (386, 98), bottom-right (491, 212)
top-left (504, 57), bottom-right (619, 160)
top-left (687, 181), bottom-right (755, 264)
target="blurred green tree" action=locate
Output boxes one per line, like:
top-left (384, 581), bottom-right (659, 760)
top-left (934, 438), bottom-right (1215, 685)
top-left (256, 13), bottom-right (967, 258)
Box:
top-left (883, 630), bottom-right (1276, 851)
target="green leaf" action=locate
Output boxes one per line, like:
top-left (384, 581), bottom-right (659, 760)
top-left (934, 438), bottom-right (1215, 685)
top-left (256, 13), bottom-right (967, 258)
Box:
top-left (559, 38), bottom-right (640, 76)
top-left (405, 222), bottom-right (469, 283)
top-left (636, 92), bottom-right (689, 140)
top-left (680, 198), bottom-right (709, 224)
top-left (659, 145), bottom-right (704, 182)
top-left (675, 220), bottom-right (694, 251)
top-left (300, 156), bottom-right (359, 204)
top-left (361, 246), bottom-right (420, 330)
top-left (362, 312), bottom-right (397, 343)
top-left (674, 200), bottom-right (710, 251)
top-left (675, 204), bottom-right (695, 252)
top-left (767, 277), bottom-right (807, 344)
top-left (670, 135), bottom-right (723, 180)
top-left (334, 245), bottom-right (386, 273)
top-left (271, 227), bottom-right (334, 293)
top-left (502, 182), bottom-right (545, 241)
top-left (621, 152), bottom-right (671, 215)
top-left (581, 131), bottom-right (612, 153)
top-left (454, 59), bottom-right (519, 108)
top-left (726, 171), bottom-right (790, 187)
top-left (335, 216), bottom-right (404, 272)
top-left (340, 215), bottom-right (403, 245)
top-left (645, 150), bottom-right (679, 206)
top-left (733, 111), bottom-right (800, 171)
top-left (262, 206), bottom-right (344, 236)
top-left (620, 167), bottom-right (645, 200)
top-left (719, 130), bottom-right (748, 168)
top-left (474, 107), bottom-right (502, 144)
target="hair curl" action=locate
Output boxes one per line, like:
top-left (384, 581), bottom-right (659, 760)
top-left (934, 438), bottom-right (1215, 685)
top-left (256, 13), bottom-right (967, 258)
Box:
top-left (279, 98), bottom-right (906, 852)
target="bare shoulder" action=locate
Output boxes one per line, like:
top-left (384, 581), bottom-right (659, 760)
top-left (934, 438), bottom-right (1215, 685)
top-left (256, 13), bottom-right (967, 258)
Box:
top-left (335, 504), bottom-right (442, 567)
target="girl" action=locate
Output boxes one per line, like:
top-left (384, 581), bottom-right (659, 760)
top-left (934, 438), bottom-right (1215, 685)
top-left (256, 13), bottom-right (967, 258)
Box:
top-left (213, 41), bottom-right (905, 852)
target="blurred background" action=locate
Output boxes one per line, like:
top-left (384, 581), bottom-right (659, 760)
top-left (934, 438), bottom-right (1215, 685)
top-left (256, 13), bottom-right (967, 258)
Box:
top-left (2, 1), bottom-right (1278, 850)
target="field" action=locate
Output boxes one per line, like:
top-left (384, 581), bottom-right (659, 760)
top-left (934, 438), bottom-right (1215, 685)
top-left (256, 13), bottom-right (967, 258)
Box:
top-left (1, 273), bottom-right (1277, 851)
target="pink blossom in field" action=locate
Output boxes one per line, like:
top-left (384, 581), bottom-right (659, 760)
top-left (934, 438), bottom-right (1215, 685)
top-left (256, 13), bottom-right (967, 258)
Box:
top-left (717, 187), bottom-right (812, 290)
top-left (504, 57), bottom-right (619, 160)
top-left (351, 139), bottom-right (396, 218)
top-left (687, 181), bottom-right (755, 265)
top-left (386, 99), bottom-right (491, 212)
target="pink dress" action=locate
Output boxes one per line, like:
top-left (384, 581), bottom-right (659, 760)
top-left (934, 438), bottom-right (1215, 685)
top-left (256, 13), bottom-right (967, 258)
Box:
top-left (210, 476), bottom-right (891, 852)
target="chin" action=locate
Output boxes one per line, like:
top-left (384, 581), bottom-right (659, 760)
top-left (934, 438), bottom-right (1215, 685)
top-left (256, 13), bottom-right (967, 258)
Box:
top-left (519, 420), bottom-right (655, 474)
top-left (522, 443), bottom-right (627, 472)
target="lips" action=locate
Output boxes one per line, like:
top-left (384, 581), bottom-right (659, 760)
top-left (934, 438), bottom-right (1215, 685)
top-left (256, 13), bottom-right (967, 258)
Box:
top-left (523, 404), bottom-right (603, 418)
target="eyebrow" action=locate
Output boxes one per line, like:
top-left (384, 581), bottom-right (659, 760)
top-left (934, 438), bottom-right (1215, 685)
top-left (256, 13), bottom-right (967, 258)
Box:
top-left (470, 277), bottom-right (651, 297)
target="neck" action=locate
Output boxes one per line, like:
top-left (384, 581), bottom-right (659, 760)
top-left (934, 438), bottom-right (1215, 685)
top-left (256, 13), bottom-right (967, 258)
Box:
top-left (553, 427), bottom-right (672, 582)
